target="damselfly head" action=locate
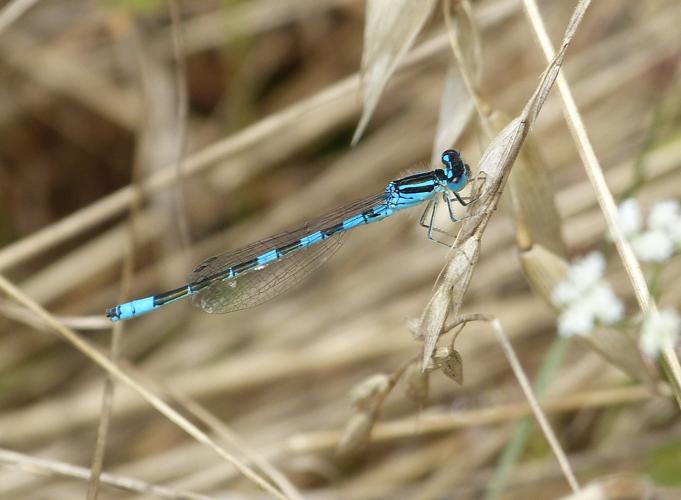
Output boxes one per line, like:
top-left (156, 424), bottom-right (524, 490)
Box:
top-left (440, 149), bottom-right (469, 192)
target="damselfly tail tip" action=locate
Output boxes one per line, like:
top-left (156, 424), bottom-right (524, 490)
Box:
top-left (105, 306), bottom-right (121, 322)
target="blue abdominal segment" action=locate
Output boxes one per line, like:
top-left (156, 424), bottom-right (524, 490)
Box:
top-left (106, 296), bottom-right (156, 321)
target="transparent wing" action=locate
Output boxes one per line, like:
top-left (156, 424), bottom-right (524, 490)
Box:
top-left (189, 192), bottom-right (387, 314)
top-left (192, 233), bottom-right (344, 313)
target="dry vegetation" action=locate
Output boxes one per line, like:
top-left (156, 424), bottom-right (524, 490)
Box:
top-left (1, 0), bottom-right (680, 499)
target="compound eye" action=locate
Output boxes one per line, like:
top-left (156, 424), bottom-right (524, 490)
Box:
top-left (441, 149), bottom-right (460, 167)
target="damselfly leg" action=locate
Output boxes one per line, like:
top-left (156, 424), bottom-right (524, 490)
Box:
top-left (419, 193), bottom-right (465, 246)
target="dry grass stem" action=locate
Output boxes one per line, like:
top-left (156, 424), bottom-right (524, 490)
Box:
top-left (0, 0), bottom-right (38, 35)
top-left (489, 318), bottom-right (579, 492)
top-left (286, 384), bottom-right (656, 454)
top-left (166, 0), bottom-right (192, 249)
top-left (0, 448), bottom-right (210, 500)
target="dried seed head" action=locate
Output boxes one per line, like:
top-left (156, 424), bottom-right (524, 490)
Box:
top-left (404, 362), bottom-right (429, 405)
top-left (432, 346), bottom-right (451, 364)
top-left (337, 410), bottom-right (375, 457)
top-left (419, 237), bottom-right (480, 368)
top-left (441, 349), bottom-right (464, 384)
top-left (423, 346), bottom-right (450, 373)
top-left (349, 374), bottom-right (390, 411)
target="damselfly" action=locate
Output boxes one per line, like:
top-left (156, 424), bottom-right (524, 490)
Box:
top-left (106, 149), bottom-right (471, 321)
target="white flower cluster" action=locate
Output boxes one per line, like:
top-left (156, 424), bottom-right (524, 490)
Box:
top-left (640, 308), bottom-right (681, 359)
top-left (618, 199), bottom-right (681, 262)
top-left (552, 252), bottom-right (624, 337)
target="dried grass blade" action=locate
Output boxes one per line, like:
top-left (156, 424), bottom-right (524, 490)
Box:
top-left (0, 0), bottom-right (38, 35)
top-left (0, 448), bottom-right (211, 500)
top-left (507, 140), bottom-right (567, 256)
top-left (442, 0), bottom-right (492, 138)
top-left (352, 0), bottom-right (437, 144)
top-left (286, 385), bottom-right (655, 453)
top-left (431, 63), bottom-right (474, 165)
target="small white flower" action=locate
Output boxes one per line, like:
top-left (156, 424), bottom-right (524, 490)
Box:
top-left (617, 198), bottom-right (643, 237)
top-left (552, 280), bottom-right (581, 307)
top-left (648, 200), bottom-right (681, 230)
top-left (570, 252), bottom-right (606, 287)
top-left (589, 282), bottom-right (624, 324)
top-left (630, 230), bottom-right (673, 262)
top-left (649, 200), bottom-right (681, 246)
top-left (619, 198), bottom-right (681, 262)
top-left (553, 252), bottom-right (624, 338)
top-left (552, 252), bottom-right (605, 307)
top-left (558, 300), bottom-right (595, 337)
top-left (552, 253), bottom-right (605, 306)
top-left (640, 308), bottom-right (681, 359)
